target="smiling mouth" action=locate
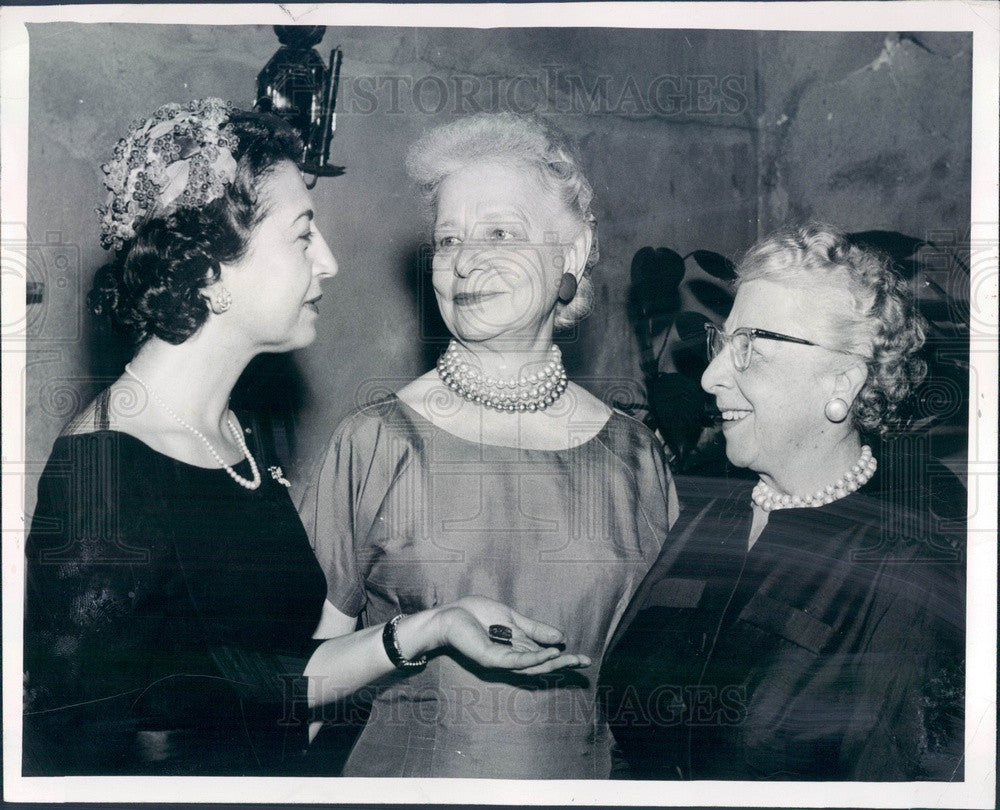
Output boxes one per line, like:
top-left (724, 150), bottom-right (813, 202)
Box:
top-left (719, 409), bottom-right (752, 423)
top-left (453, 291), bottom-right (503, 306)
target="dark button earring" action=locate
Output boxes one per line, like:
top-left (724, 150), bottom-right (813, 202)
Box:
top-left (557, 272), bottom-right (578, 304)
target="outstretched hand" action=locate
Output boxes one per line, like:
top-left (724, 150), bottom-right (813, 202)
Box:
top-left (437, 596), bottom-right (591, 676)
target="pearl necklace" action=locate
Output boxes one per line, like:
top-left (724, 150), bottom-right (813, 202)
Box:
top-left (123, 363), bottom-right (262, 490)
top-left (752, 445), bottom-right (877, 512)
top-left (436, 340), bottom-right (568, 413)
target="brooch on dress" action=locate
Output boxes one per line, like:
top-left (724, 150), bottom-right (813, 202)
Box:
top-left (268, 466), bottom-right (291, 487)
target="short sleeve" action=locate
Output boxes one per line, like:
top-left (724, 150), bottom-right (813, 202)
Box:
top-left (612, 412), bottom-right (680, 558)
top-left (655, 438), bottom-right (680, 532)
top-left (644, 431), bottom-right (680, 567)
top-left (298, 405), bottom-right (397, 618)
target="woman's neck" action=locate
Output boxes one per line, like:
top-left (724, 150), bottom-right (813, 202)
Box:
top-left (758, 431), bottom-right (865, 498)
top-left (126, 334), bottom-right (252, 434)
top-left (452, 335), bottom-right (557, 380)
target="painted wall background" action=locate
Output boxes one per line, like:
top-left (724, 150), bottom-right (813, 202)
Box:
top-left (22, 24), bottom-right (971, 517)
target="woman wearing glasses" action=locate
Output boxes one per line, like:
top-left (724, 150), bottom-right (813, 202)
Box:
top-left (600, 222), bottom-right (965, 780)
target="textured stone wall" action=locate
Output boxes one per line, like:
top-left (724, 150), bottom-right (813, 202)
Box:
top-left (755, 31), bottom-right (971, 234)
top-left (23, 24), bottom-right (971, 515)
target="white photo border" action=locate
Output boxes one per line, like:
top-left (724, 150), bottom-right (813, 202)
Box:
top-left (2, 2), bottom-right (997, 806)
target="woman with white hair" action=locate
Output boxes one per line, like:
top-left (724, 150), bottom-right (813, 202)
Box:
top-left (301, 113), bottom-right (678, 778)
top-left (600, 223), bottom-right (965, 780)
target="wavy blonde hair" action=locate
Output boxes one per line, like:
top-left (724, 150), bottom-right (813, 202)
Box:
top-left (406, 113), bottom-right (599, 330)
top-left (736, 222), bottom-right (928, 435)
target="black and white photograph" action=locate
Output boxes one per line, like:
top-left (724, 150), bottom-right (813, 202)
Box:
top-left (2, 2), bottom-right (997, 806)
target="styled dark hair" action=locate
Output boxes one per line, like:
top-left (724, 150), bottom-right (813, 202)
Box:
top-left (88, 109), bottom-right (302, 347)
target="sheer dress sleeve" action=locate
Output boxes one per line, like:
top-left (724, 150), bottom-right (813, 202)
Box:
top-left (22, 434), bottom-right (168, 774)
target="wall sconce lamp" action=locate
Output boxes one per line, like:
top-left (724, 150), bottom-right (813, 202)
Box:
top-left (255, 25), bottom-right (344, 187)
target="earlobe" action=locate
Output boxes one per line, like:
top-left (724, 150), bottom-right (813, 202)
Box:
top-left (831, 362), bottom-right (868, 407)
top-left (563, 225), bottom-right (592, 280)
top-left (843, 362), bottom-right (869, 402)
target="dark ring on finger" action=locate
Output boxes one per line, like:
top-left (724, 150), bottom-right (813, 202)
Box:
top-left (488, 624), bottom-right (513, 645)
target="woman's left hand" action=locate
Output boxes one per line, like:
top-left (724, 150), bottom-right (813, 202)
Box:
top-left (306, 596), bottom-right (591, 712)
top-left (432, 596), bottom-right (592, 675)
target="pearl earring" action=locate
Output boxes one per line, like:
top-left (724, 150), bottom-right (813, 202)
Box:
top-left (824, 397), bottom-right (849, 423)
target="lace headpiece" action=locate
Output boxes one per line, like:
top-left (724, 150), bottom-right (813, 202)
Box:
top-left (97, 98), bottom-right (240, 251)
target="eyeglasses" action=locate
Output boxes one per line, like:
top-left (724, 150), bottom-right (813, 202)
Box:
top-left (704, 323), bottom-right (864, 372)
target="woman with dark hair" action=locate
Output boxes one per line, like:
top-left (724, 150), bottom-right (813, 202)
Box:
top-left (600, 223), bottom-right (965, 780)
top-left (23, 99), bottom-right (587, 776)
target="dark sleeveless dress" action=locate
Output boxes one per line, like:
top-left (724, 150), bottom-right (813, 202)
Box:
top-left (23, 392), bottom-right (327, 775)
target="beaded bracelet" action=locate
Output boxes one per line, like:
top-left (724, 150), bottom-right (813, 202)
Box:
top-left (382, 613), bottom-right (428, 671)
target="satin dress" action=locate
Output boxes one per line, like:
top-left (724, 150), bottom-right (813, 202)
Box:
top-left (300, 395), bottom-right (677, 778)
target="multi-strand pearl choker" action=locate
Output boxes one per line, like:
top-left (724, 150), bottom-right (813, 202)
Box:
top-left (124, 363), bottom-right (262, 490)
top-left (436, 340), bottom-right (568, 413)
top-left (752, 445), bottom-right (877, 512)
